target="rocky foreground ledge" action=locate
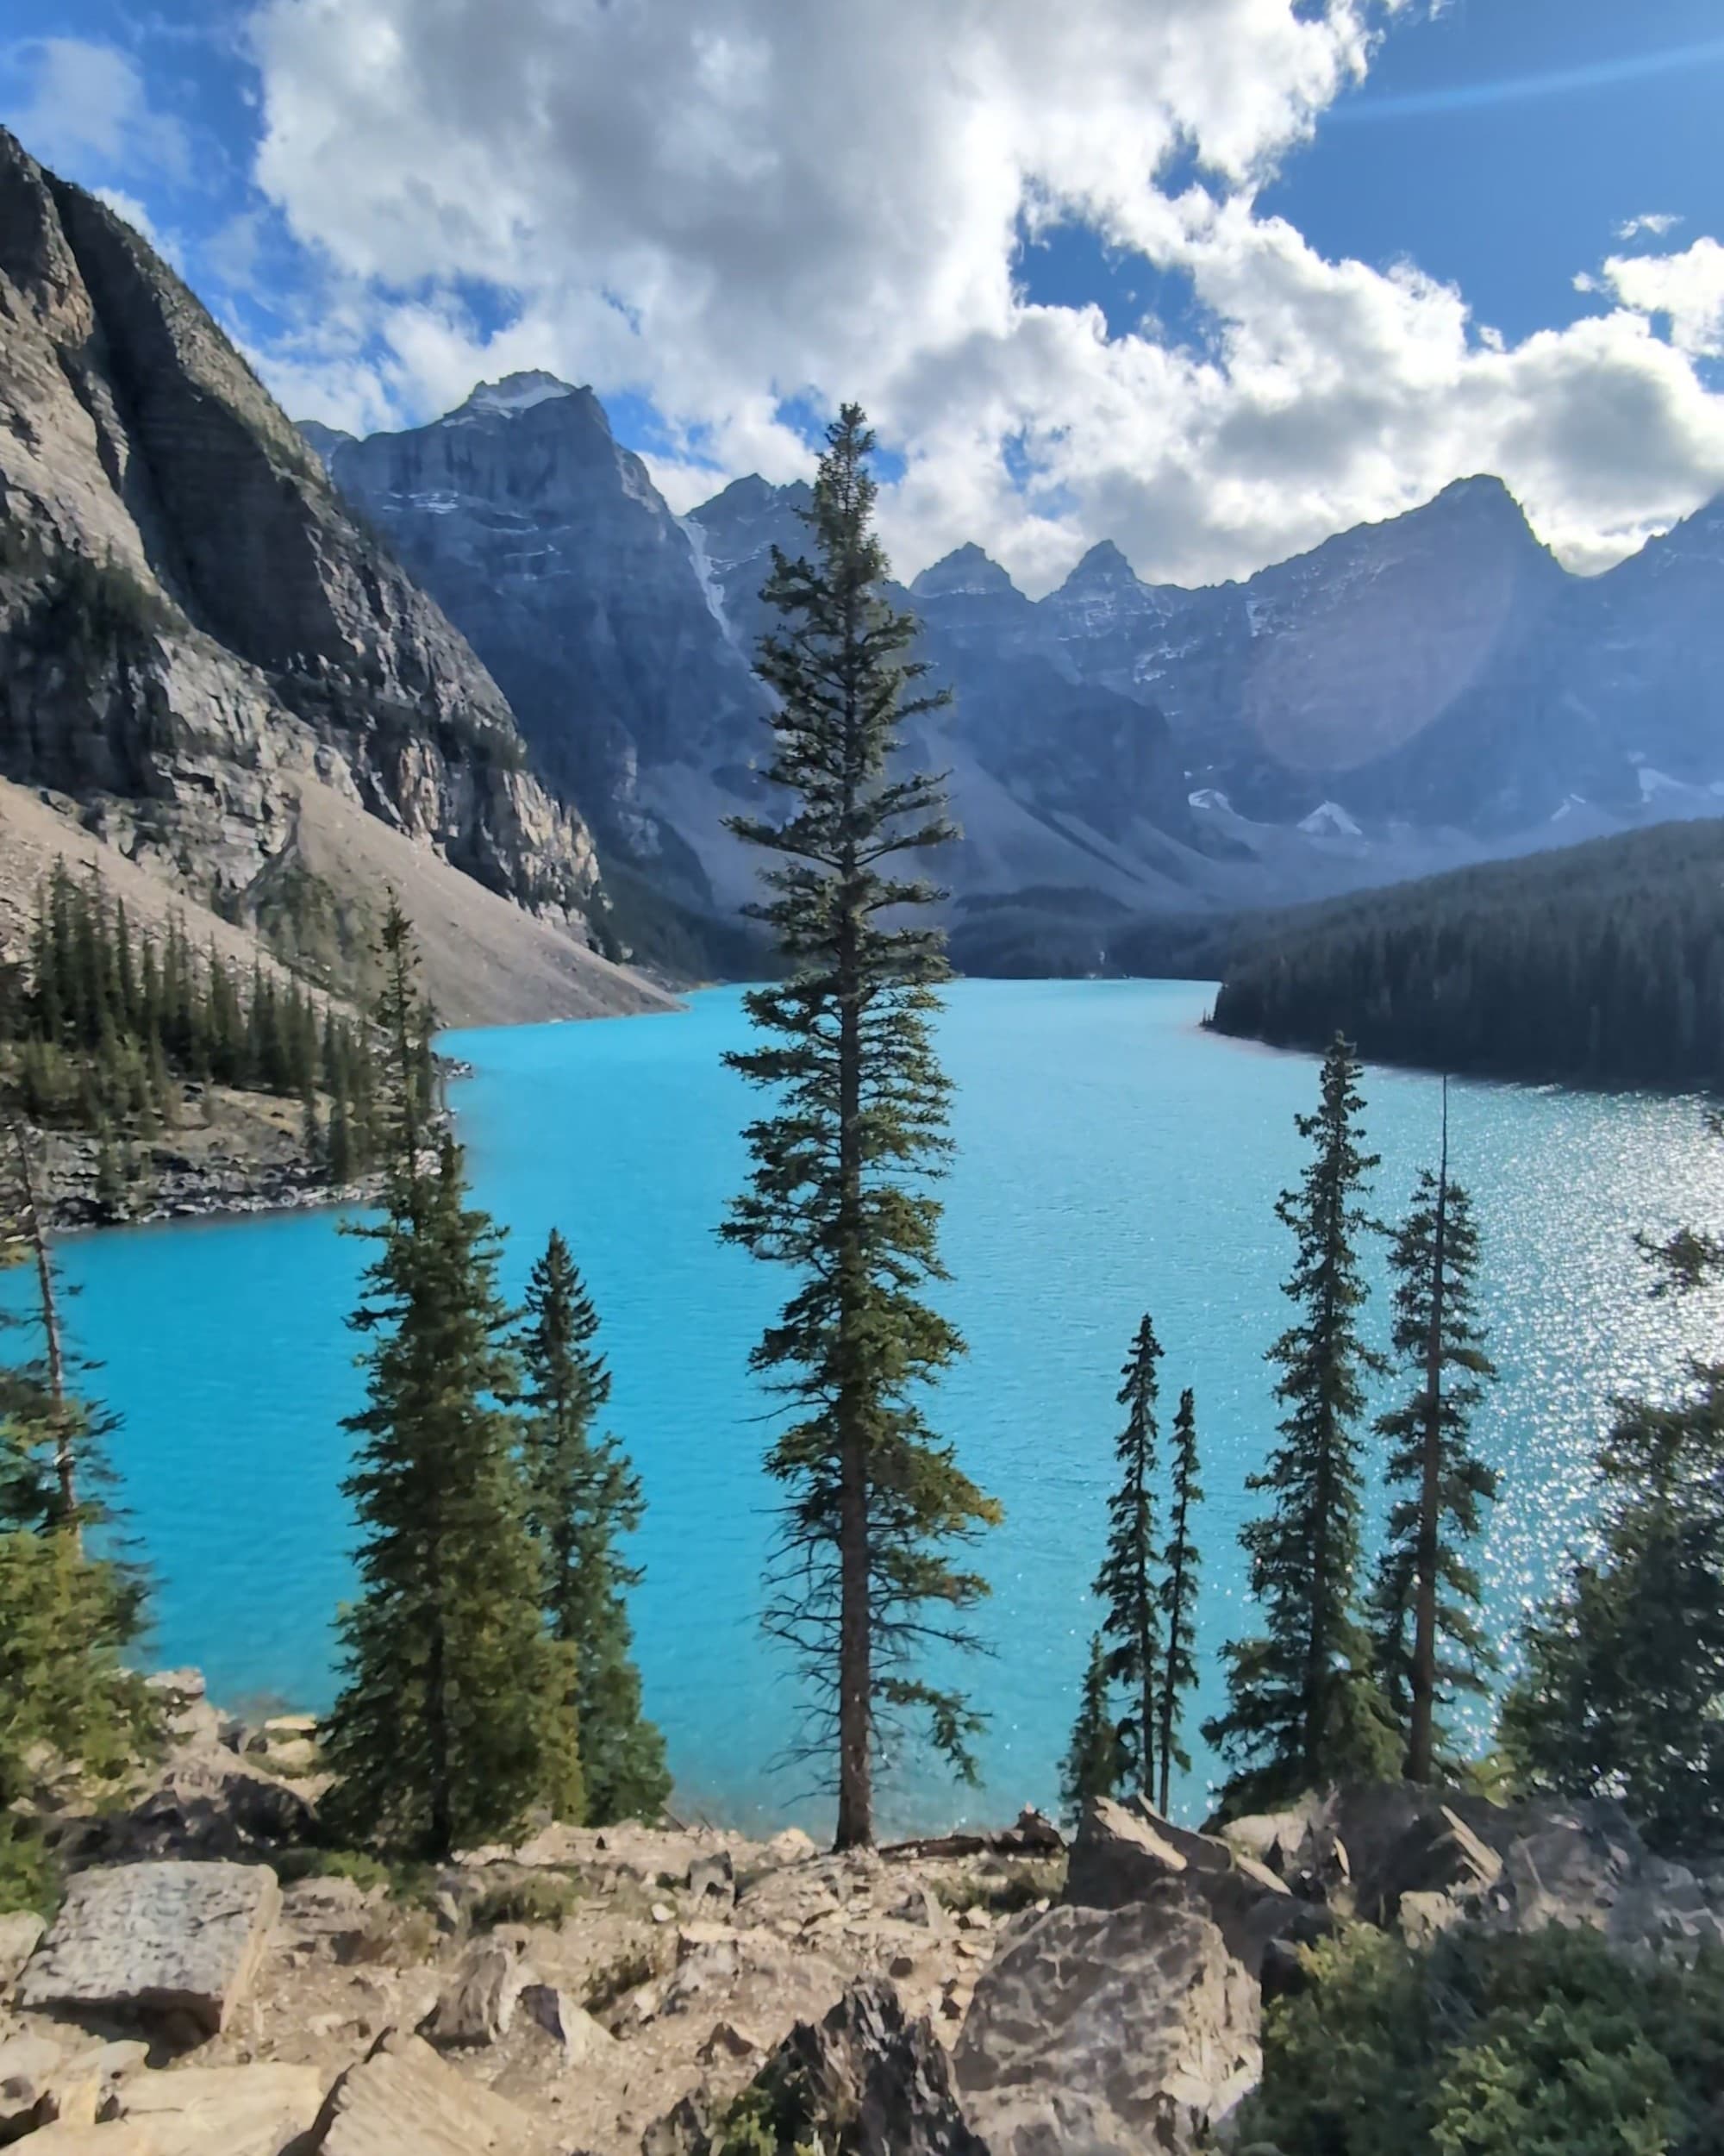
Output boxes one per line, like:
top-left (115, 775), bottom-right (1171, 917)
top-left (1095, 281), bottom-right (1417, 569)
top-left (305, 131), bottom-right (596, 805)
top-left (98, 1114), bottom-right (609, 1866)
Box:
top-left (4, 1672), bottom-right (1723, 2154)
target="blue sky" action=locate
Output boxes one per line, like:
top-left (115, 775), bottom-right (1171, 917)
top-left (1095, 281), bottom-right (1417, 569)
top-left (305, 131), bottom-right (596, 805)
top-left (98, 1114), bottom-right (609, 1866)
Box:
top-left (4, 1), bottom-right (1722, 591)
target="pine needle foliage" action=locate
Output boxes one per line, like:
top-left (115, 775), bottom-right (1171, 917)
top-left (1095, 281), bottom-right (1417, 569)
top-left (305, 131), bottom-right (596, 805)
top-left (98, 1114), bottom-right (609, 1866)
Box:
top-left (1155, 1387), bottom-right (1203, 1816)
top-left (1371, 1092), bottom-right (1499, 1781)
top-left (1206, 1034), bottom-right (1397, 1811)
top-left (322, 907), bottom-right (576, 1859)
top-left (1095, 1314), bottom-right (1164, 1798)
top-left (1060, 1632), bottom-right (1126, 1824)
top-left (0, 1113), bottom-right (152, 1913)
top-left (518, 1228), bottom-right (669, 1826)
top-left (721, 403), bottom-right (999, 1848)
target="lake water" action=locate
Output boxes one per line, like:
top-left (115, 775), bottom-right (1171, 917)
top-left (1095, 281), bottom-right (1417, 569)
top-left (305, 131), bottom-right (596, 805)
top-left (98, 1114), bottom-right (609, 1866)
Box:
top-left (20, 981), bottom-right (1724, 1835)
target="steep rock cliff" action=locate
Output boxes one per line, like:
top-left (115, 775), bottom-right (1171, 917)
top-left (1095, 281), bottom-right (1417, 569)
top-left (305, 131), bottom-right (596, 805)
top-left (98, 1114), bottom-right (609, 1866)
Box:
top-left (0, 130), bottom-right (606, 979)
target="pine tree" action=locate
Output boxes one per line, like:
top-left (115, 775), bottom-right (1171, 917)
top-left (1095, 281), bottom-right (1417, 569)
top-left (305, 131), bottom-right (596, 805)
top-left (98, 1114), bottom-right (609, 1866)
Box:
top-left (1060, 1633), bottom-right (1126, 1824)
top-left (1, 1108), bottom-right (150, 1909)
top-left (322, 908), bottom-right (576, 1859)
top-left (1095, 1315), bottom-right (1163, 1799)
top-left (1155, 1387), bottom-right (1203, 1816)
top-left (518, 1228), bottom-right (669, 1825)
top-left (721, 403), bottom-right (999, 1849)
top-left (1371, 1089), bottom-right (1499, 1781)
top-left (1205, 1035), bottom-right (1396, 1811)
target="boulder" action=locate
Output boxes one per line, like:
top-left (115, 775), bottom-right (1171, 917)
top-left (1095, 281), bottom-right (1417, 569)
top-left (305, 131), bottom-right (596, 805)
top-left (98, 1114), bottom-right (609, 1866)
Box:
top-left (640, 2090), bottom-right (712, 2156)
top-left (687, 1850), bottom-right (735, 1907)
top-left (18, 1860), bottom-right (280, 2038)
top-left (141, 1671), bottom-right (223, 1753)
top-left (116, 2062), bottom-right (323, 2155)
top-left (519, 1983), bottom-right (616, 2063)
top-left (728, 1978), bottom-right (985, 2156)
top-left (1354, 1803), bottom-right (1503, 1928)
top-left (417, 1940), bottom-right (529, 2047)
top-left (0, 1909), bottom-right (47, 1990)
top-left (1065, 1797), bottom-right (1194, 1907)
top-left (10, 2126), bottom-right (166, 2153)
top-left (309, 2030), bottom-right (534, 2155)
top-left (72, 1753), bottom-right (315, 1865)
top-left (954, 1888), bottom-right (1261, 2155)
top-left (1066, 1797), bottom-right (1303, 1973)
top-left (1, 2031), bottom-right (76, 2137)
top-left (0, 2034), bottom-right (147, 2137)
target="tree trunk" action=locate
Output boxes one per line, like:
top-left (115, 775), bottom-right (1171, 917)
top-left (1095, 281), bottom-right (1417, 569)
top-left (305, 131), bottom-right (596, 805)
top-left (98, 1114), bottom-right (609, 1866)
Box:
top-left (1158, 1519), bottom-right (1188, 1816)
top-left (1304, 1175), bottom-right (1343, 1784)
top-left (9, 1116), bottom-right (77, 1542)
top-left (833, 608), bottom-right (872, 1853)
top-left (1408, 1085), bottom-right (1450, 1783)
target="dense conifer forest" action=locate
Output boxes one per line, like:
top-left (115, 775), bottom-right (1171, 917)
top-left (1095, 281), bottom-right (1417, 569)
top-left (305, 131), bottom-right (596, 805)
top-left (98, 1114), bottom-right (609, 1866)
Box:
top-left (1207, 819), bottom-right (1724, 1090)
top-left (0, 863), bottom-right (383, 1185)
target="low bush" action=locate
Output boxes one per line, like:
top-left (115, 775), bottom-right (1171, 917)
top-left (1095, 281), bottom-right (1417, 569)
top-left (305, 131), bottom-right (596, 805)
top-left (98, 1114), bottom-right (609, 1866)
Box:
top-left (469, 1871), bottom-right (583, 1930)
top-left (1243, 1922), bottom-right (1724, 2156)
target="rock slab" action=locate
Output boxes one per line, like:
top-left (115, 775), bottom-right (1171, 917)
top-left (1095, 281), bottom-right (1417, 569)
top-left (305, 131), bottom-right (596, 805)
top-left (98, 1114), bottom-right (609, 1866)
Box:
top-left (310, 2029), bottom-right (534, 2156)
top-left (954, 1890), bottom-right (1261, 2156)
top-left (19, 1860), bottom-right (280, 2036)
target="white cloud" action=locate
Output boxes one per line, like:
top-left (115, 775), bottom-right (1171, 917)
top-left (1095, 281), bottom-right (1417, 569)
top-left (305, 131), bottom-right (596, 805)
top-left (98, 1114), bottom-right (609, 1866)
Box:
top-left (1, 37), bottom-right (188, 180)
top-left (240, 0), bottom-right (1724, 591)
top-left (1615, 212), bottom-right (1682, 242)
top-left (1591, 237), bottom-right (1724, 362)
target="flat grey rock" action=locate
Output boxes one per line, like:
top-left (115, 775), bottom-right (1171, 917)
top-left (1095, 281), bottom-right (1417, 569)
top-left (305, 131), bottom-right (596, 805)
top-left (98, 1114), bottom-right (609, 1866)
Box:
top-left (19, 1860), bottom-right (280, 2036)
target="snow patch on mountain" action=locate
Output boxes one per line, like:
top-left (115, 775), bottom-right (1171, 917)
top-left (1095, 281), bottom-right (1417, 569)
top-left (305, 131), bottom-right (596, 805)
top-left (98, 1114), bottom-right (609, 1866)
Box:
top-left (1299, 801), bottom-right (1364, 838)
top-left (459, 371), bottom-right (577, 418)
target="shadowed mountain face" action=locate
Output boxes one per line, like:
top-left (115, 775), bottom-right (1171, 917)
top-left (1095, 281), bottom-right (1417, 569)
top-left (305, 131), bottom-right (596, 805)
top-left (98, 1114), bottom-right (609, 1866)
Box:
top-left (0, 129), bottom-right (609, 987)
top-left (315, 381), bottom-right (770, 915)
top-left (301, 371), bottom-right (1724, 940)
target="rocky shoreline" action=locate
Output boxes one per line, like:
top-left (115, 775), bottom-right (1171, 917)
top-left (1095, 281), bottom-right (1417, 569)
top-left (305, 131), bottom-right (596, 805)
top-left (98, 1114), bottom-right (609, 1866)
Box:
top-left (38, 1101), bottom-right (380, 1236)
top-left (5, 1669), bottom-right (1723, 2154)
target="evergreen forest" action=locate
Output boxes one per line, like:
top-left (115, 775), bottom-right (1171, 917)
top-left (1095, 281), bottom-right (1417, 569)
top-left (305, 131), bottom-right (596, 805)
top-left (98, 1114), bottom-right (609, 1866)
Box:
top-left (1207, 818), bottom-right (1724, 1090)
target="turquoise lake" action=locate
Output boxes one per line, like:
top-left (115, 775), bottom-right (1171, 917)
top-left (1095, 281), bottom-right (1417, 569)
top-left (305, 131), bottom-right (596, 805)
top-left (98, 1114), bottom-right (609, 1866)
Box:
top-left (25, 980), bottom-right (1724, 1835)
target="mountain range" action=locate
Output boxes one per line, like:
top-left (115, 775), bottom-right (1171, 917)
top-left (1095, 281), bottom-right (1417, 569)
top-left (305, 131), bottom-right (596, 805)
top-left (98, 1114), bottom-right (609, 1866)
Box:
top-left (307, 372), bottom-right (1724, 959)
top-left (3, 118), bottom-right (1721, 1002)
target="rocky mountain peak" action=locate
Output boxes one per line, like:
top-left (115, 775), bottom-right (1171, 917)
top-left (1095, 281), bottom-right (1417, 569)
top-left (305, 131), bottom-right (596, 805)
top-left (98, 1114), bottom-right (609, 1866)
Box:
top-left (1060, 538), bottom-right (1142, 591)
top-left (911, 543), bottom-right (1020, 600)
top-left (453, 369), bottom-right (583, 421)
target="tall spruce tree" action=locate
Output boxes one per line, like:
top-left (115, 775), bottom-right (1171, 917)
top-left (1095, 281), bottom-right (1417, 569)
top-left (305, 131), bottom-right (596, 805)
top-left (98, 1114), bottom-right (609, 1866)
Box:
top-left (1205, 1034), bottom-right (1396, 1810)
top-left (322, 908), bottom-right (576, 1859)
top-left (519, 1228), bottom-right (669, 1826)
top-left (1095, 1315), bottom-right (1164, 1799)
top-left (721, 403), bottom-right (999, 1849)
top-left (1060, 1633), bottom-right (1126, 1824)
top-left (1371, 1090), bottom-right (1499, 1781)
top-left (1155, 1387), bottom-right (1203, 1816)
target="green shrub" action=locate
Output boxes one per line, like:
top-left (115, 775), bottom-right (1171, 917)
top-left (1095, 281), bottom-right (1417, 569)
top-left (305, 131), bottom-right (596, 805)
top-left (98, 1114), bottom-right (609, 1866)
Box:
top-left (469, 1872), bottom-right (582, 1930)
top-left (0, 1817), bottom-right (57, 1919)
top-left (1244, 1922), bottom-right (1724, 2156)
top-left (274, 1847), bottom-right (391, 1895)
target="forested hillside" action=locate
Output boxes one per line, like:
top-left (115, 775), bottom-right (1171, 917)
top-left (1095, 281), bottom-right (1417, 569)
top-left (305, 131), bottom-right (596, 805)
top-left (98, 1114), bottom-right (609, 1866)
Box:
top-left (1207, 819), bottom-right (1724, 1090)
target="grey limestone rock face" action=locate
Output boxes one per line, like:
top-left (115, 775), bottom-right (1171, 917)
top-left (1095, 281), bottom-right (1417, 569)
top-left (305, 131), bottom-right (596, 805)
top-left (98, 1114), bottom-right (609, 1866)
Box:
top-left (18, 1859), bottom-right (281, 2037)
top-left (320, 376), bottom-right (769, 902)
top-left (0, 128), bottom-right (599, 946)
